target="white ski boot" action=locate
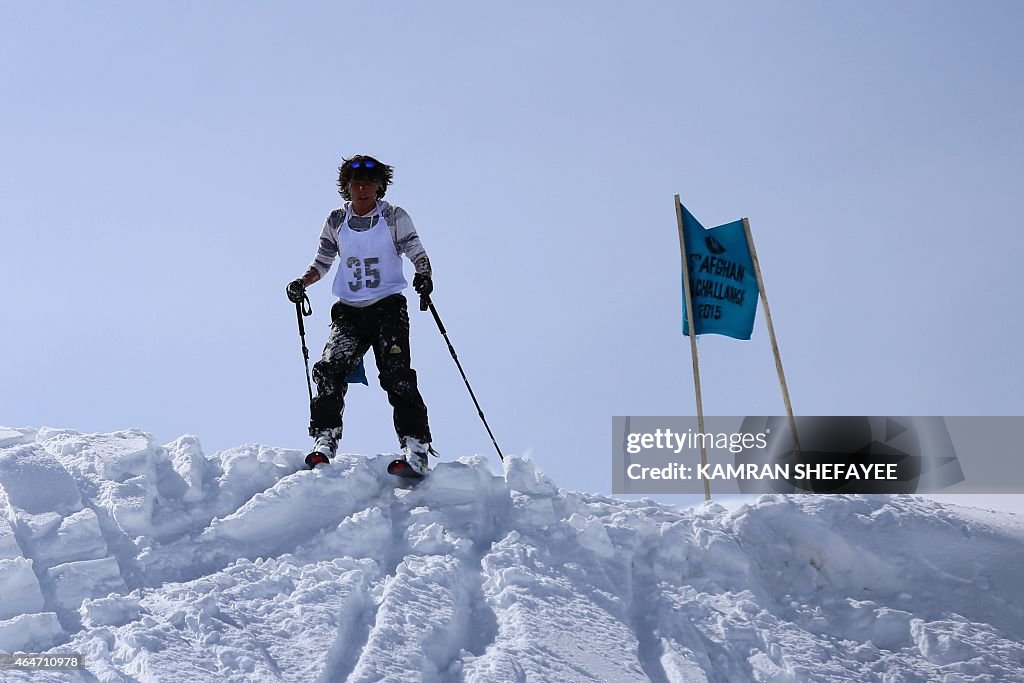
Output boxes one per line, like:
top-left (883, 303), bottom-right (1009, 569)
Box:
top-left (402, 437), bottom-right (431, 477)
top-left (305, 431), bottom-right (339, 469)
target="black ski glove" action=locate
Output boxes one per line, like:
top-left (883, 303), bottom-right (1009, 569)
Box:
top-left (413, 273), bottom-right (433, 297)
top-left (286, 278), bottom-right (306, 303)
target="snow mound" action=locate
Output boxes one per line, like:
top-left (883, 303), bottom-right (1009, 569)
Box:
top-left (0, 426), bottom-right (1022, 682)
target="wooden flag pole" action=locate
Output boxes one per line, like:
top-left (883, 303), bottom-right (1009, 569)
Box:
top-left (741, 217), bottom-right (801, 457)
top-left (674, 195), bottom-right (712, 502)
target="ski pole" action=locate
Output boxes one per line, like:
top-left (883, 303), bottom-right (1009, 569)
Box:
top-left (295, 293), bottom-right (314, 403)
top-left (420, 294), bottom-right (505, 462)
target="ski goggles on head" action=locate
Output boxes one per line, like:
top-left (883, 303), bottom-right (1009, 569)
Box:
top-left (350, 160), bottom-right (377, 169)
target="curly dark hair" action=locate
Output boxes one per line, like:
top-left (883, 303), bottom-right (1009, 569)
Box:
top-left (337, 155), bottom-right (394, 200)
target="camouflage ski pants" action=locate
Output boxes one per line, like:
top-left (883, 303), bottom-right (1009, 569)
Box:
top-left (309, 294), bottom-right (431, 446)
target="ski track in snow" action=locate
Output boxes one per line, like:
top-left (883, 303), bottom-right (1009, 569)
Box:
top-left (1, 426), bottom-right (1023, 682)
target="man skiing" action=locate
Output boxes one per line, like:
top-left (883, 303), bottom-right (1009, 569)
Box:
top-left (286, 155), bottom-right (434, 475)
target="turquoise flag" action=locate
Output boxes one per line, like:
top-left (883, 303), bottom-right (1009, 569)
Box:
top-left (346, 358), bottom-right (368, 385)
top-left (679, 202), bottom-right (759, 339)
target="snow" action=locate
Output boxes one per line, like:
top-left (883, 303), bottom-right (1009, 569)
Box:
top-left (0, 557), bottom-right (45, 620)
top-left (0, 516), bottom-right (21, 560)
top-left (0, 612), bottom-right (63, 653)
top-left (0, 426), bottom-right (1022, 681)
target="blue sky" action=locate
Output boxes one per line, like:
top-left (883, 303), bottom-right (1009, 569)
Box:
top-left (2, 2), bottom-right (1022, 500)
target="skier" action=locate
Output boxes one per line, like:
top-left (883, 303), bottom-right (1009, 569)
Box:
top-left (286, 155), bottom-right (434, 475)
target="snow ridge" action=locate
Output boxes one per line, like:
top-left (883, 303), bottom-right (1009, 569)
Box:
top-left (0, 426), bottom-right (1023, 682)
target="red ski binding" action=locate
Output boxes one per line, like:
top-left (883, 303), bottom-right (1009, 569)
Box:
top-left (387, 458), bottom-right (424, 479)
top-left (305, 453), bottom-right (330, 469)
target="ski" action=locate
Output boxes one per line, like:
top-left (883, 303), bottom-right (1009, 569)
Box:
top-left (305, 454), bottom-right (425, 480)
